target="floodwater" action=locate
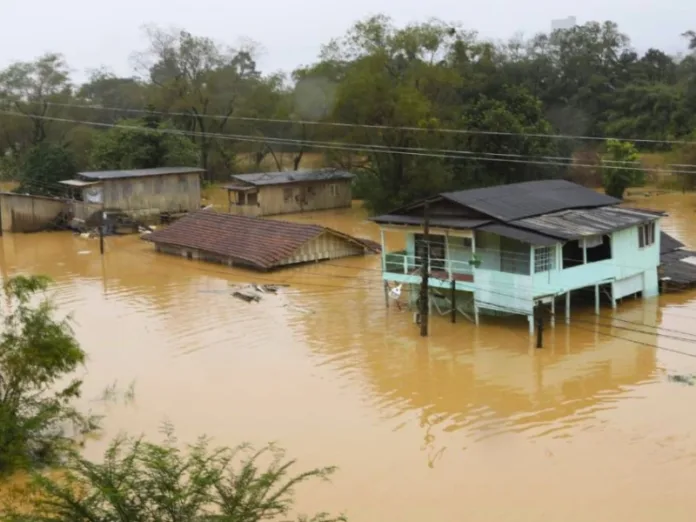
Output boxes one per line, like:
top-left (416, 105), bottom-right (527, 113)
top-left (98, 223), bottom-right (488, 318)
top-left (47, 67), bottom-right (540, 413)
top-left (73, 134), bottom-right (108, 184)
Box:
top-left (2, 192), bottom-right (696, 520)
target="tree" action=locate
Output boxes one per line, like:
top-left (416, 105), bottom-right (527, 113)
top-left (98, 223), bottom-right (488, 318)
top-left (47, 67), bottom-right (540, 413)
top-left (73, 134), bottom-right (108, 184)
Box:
top-left (134, 27), bottom-right (268, 179)
top-left (14, 143), bottom-right (77, 196)
top-left (89, 116), bottom-right (199, 170)
top-left (602, 139), bottom-right (644, 199)
top-left (0, 275), bottom-right (97, 476)
top-left (4, 428), bottom-right (346, 522)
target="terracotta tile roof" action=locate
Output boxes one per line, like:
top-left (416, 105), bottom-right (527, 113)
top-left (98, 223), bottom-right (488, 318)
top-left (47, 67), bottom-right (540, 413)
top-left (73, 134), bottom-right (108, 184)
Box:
top-left (145, 209), bottom-right (379, 270)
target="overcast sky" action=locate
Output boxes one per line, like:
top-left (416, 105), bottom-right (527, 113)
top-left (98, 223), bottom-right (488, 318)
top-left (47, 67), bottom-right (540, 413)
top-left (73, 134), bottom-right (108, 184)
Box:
top-left (1, 0), bottom-right (694, 83)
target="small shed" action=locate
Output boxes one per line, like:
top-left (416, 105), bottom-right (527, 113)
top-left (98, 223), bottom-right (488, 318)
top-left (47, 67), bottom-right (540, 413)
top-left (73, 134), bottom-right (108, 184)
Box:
top-left (143, 209), bottom-right (380, 271)
top-left (60, 167), bottom-right (204, 222)
top-left (223, 169), bottom-right (354, 217)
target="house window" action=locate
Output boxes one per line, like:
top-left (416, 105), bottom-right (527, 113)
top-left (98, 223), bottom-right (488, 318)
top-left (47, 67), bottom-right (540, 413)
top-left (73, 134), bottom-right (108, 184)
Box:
top-left (178, 175), bottom-right (188, 192)
top-left (534, 246), bottom-right (554, 273)
top-left (283, 188), bottom-right (293, 201)
top-left (246, 192), bottom-right (258, 206)
top-left (329, 184), bottom-right (338, 197)
top-left (638, 222), bottom-right (656, 248)
top-left (121, 183), bottom-right (132, 199)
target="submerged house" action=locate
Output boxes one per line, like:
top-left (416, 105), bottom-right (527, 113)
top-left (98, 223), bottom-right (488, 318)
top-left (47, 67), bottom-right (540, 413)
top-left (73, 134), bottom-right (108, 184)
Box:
top-left (60, 167), bottom-right (204, 221)
top-left (144, 209), bottom-right (380, 271)
top-left (223, 169), bottom-right (354, 217)
top-left (371, 180), bottom-right (664, 331)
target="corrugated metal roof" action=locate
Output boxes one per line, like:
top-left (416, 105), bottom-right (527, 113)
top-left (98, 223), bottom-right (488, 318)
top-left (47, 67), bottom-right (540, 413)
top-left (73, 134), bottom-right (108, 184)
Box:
top-left (660, 249), bottom-right (696, 284)
top-left (231, 169), bottom-right (354, 186)
top-left (369, 214), bottom-right (490, 229)
top-left (510, 206), bottom-right (657, 240)
top-left (145, 210), bottom-right (378, 271)
top-left (59, 179), bottom-right (101, 187)
top-left (441, 179), bottom-right (619, 222)
top-left (221, 183), bottom-right (257, 192)
top-left (78, 167), bottom-right (205, 180)
top-left (477, 223), bottom-right (559, 246)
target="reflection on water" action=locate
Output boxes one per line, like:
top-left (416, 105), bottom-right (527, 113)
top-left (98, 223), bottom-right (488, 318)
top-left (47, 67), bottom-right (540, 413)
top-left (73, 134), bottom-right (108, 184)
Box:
top-left (2, 194), bottom-right (696, 521)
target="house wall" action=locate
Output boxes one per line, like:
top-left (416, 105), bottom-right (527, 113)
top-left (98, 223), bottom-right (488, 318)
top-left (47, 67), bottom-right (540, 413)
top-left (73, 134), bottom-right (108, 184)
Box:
top-left (87, 173), bottom-right (201, 216)
top-left (256, 180), bottom-right (352, 216)
top-left (0, 193), bottom-right (68, 233)
top-left (277, 231), bottom-right (366, 266)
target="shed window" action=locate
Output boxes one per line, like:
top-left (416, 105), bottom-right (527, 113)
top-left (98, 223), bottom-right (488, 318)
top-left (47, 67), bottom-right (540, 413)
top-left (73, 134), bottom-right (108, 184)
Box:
top-left (283, 188), bottom-right (293, 201)
top-left (638, 222), bottom-right (655, 248)
top-left (329, 184), bottom-right (338, 197)
top-left (154, 177), bottom-right (164, 193)
top-left (534, 246), bottom-right (554, 273)
top-left (178, 175), bottom-right (188, 192)
top-left (246, 192), bottom-right (258, 206)
top-left (121, 183), bottom-right (132, 199)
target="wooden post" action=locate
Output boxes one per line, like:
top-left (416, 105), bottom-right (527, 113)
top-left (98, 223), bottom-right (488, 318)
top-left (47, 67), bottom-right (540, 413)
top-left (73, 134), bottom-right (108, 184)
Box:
top-left (535, 305), bottom-right (543, 349)
top-left (419, 201), bottom-right (430, 337)
top-left (450, 278), bottom-right (456, 323)
top-left (384, 281), bottom-right (389, 308)
top-left (594, 284), bottom-right (600, 315)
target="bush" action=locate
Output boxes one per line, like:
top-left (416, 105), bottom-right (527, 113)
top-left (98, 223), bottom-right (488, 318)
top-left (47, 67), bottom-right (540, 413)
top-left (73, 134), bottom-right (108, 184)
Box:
top-left (0, 275), bottom-right (97, 475)
top-left (4, 427), bottom-right (346, 522)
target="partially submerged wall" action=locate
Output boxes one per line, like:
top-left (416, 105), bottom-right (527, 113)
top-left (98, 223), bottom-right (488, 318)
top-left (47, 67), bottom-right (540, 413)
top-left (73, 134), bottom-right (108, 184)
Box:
top-left (0, 192), bottom-right (69, 233)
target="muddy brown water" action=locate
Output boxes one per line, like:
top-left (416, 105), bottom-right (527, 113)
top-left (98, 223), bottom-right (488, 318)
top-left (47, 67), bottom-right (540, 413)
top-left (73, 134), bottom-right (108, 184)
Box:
top-left (2, 194), bottom-right (696, 520)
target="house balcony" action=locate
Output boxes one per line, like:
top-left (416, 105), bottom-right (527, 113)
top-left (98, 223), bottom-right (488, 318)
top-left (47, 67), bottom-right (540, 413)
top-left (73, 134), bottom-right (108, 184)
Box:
top-left (383, 250), bottom-right (475, 283)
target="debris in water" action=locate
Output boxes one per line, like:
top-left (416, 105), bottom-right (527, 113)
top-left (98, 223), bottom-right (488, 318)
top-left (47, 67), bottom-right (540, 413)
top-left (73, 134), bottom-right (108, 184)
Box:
top-left (77, 250), bottom-right (91, 255)
top-left (232, 291), bottom-right (262, 303)
top-left (668, 374), bottom-right (696, 386)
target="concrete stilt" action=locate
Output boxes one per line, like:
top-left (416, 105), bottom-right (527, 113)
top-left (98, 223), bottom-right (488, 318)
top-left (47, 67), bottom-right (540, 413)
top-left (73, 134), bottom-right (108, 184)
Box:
top-left (565, 291), bottom-right (571, 324)
top-left (528, 314), bottom-right (535, 335)
top-left (594, 284), bottom-right (600, 315)
top-left (550, 298), bottom-right (556, 327)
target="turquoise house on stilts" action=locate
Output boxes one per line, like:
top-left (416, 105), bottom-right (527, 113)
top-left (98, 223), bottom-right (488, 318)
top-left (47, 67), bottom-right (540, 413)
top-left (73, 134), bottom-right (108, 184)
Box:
top-left (370, 180), bottom-right (664, 333)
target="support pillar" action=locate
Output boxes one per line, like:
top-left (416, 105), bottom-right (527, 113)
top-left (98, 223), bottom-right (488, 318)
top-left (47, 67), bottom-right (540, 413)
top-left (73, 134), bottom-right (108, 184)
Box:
top-left (384, 281), bottom-right (389, 308)
top-left (611, 282), bottom-right (617, 309)
top-left (565, 291), bottom-right (571, 324)
top-left (380, 229), bottom-right (386, 271)
top-left (550, 298), bottom-right (556, 327)
top-left (594, 284), bottom-right (600, 315)
top-left (474, 301), bottom-right (480, 325)
top-left (528, 314), bottom-right (535, 335)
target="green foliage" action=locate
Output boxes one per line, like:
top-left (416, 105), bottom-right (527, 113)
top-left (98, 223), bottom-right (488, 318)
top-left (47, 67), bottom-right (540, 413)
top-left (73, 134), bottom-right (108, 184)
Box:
top-left (89, 117), bottom-right (199, 170)
top-left (4, 426), bottom-right (346, 522)
top-left (602, 139), bottom-right (645, 199)
top-left (14, 144), bottom-right (77, 196)
top-left (0, 275), bottom-right (97, 475)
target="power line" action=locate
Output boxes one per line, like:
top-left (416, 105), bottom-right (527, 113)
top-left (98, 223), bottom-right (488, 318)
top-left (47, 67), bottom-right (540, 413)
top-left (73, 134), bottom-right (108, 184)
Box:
top-left (38, 100), bottom-right (696, 147)
top-left (5, 110), bottom-right (696, 176)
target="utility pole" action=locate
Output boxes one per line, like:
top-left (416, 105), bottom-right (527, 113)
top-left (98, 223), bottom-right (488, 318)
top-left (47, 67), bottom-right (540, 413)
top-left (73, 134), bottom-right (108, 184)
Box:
top-left (535, 305), bottom-right (543, 349)
top-left (99, 211), bottom-right (105, 255)
top-left (419, 201), bottom-right (430, 337)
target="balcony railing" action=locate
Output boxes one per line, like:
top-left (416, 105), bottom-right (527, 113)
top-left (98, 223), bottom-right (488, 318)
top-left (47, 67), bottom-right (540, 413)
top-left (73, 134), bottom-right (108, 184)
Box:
top-left (384, 250), bottom-right (475, 281)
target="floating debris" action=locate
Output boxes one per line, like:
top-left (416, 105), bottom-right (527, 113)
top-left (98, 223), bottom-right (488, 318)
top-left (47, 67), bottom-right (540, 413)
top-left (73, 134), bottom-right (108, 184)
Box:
top-left (77, 250), bottom-right (91, 255)
top-left (668, 374), bottom-right (696, 386)
top-left (232, 291), bottom-right (262, 303)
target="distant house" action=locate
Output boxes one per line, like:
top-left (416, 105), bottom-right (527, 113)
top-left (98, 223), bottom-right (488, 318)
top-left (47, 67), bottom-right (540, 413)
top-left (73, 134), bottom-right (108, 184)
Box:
top-left (370, 180), bottom-right (664, 331)
top-left (60, 167), bottom-right (204, 221)
top-left (144, 209), bottom-right (380, 271)
top-left (223, 169), bottom-right (354, 217)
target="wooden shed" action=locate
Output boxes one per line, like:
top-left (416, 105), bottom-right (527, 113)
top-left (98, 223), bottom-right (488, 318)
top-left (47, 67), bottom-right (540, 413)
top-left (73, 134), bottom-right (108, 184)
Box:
top-left (223, 169), bottom-right (354, 217)
top-left (60, 167), bottom-right (204, 221)
top-left (143, 209), bottom-right (380, 271)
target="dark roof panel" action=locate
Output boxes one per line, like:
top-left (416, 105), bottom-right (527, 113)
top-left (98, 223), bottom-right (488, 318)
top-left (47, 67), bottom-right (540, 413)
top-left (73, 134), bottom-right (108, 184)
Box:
top-left (441, 180), bottom-right (619, 222)
top-left (660, 231), bottom-right (685, 254)
top-left (369, 214), bottom-right (490, 229)
top-left (477, 223), bottom-right (559, 246)
top-left (511, 206), bottom-right (658, 240)
top-left (145, 210), bottom-right (378, 270)
top-left (78, 167), bottom-right (205, 180)
top-left (231, 169), bottom-right (354, 187)
top-left (660, 249), bottom-right (696, 284)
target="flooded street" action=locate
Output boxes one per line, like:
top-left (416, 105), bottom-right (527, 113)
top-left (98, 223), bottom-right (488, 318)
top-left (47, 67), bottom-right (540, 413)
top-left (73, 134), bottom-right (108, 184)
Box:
top-left (2, 192), bottom-right (696, 520)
